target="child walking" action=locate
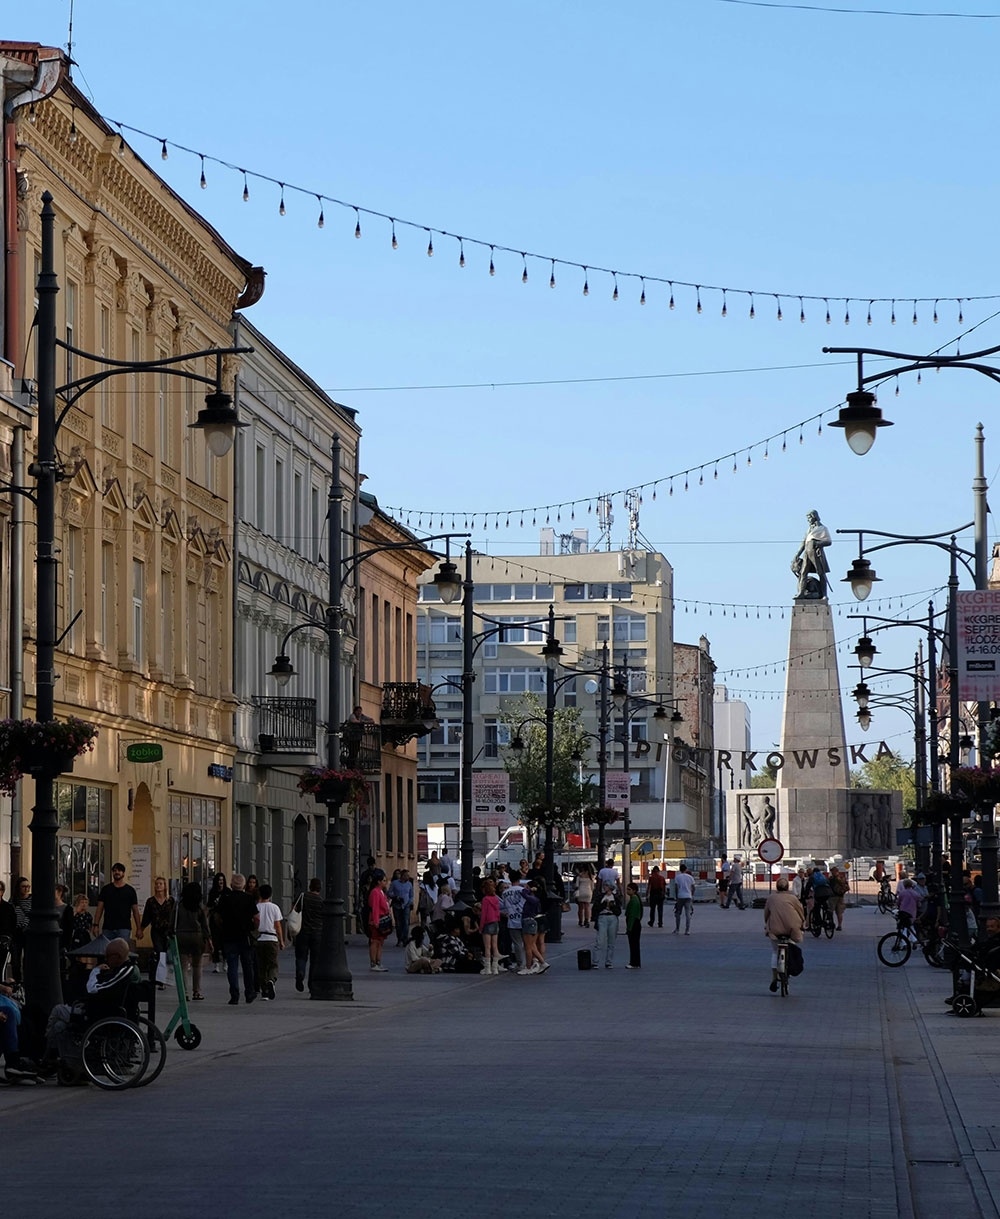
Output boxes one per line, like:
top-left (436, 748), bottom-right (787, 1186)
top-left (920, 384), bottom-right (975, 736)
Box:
top-left (625, 882), bottom-right (643, 969)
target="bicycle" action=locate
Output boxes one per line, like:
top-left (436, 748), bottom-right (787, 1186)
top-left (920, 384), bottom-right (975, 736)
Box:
top-left (810, 897), bottom-right (835, 940)
top-left (877, 881), bottom-right (896, 916)
top-left (877, 912), bottom-right (929, 967)
top-left (774, 934), bottom-right (792, 997)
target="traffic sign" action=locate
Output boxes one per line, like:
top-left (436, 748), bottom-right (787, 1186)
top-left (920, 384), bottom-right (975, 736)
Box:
top-left (757, 837), bottom-right (784, 864)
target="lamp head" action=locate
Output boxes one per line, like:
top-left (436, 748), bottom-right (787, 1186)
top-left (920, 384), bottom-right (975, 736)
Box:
top-left (612, 678), bottom-right (628, 711)
top-left (843, 557), bottom-right (880, 602)
top-left (541, 635), bottom-right (564, 672)
top-left (855, 635), bottom-right (877, 668)
top-left (270, 654), bottom-right (295, 688)
top-left (433, 559), bottom-right (462, 604)
top-left (830, 389), bottom-right (893, 456)
top-left (670, 708), bottom-right (684, 724)
top-left (190, 390), bottom-right (245, 457)
top-left (653, 704), bottom-right (667, 721)
top-left (853, 682), bottom-right (871, 709)
top-left (510, 735), bottom-right (525, 752)
top-left (857, 707), bottom-right (872, 732)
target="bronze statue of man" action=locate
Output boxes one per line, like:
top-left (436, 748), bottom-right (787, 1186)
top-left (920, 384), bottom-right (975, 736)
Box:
top-left (791, 509), bottom-right (832, 599)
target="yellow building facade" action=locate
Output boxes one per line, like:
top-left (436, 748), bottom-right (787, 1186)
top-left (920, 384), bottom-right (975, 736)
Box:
top-left (4, 48), bottom-right (261, 905)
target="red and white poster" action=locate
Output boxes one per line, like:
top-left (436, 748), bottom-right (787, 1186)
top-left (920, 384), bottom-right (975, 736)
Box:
top-left (605, 771), bottom-right (632, 812)
top-left (956, 590), bottom-right (1000, 701)
top-left (472, 771), bottom-right (510, 826)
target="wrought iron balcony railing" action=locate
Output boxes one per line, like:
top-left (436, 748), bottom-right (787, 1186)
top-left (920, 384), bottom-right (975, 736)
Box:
top-left (381, 682), bottom-right (438, 747)
top-left (253, 696), bottom-right (317, 753)
top-left (341, 721), bottom-right (382, 774)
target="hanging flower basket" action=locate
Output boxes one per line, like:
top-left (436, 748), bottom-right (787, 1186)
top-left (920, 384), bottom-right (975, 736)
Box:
top-left (298, 767), bottom-right (368, 807)
top-left (0, 716), bottom-right (98, 795)
top-left (951, 767), bottom-right (1000, 808)
top-left (587, 806), bottom-right (622, 828)
top-left (922, 791), bottom-right (971, 825)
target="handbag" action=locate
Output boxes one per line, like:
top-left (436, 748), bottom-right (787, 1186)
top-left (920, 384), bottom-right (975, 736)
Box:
top-left (786, 943), bottom-right (804, 976)
top-left (377, 913), bottom-right (394, 936)
top-left (285, 893), bottom-right (304, 937)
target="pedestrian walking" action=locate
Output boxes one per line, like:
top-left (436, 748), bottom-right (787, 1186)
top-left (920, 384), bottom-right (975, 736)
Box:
top-left (723, 857), bottom-right (746, 910)
top-left (254, 884), bottom-right (285, 999)
top-left (829, 867), bottom-right (849, 932)
top-left (175, 881), bottom-right (211, 1001)
top-left (141, 876), bottom-right (176, 989)
top-left (64, 892), bottom-right (94, 950)
top-left (479, 879), bottom-right (501, 975)
top-left (93, 863), bottom-right (142, 942)
top-left (501, 877), bottom-right (527, 972)
top-left (519, 882), bottom-right (548, 974)
top-left (646, 866), bottom-right (666, 927)
top-left (11, 877), bottom-right (30, 984)
top-left (673, 864), bottom-right (695, 934)
top-left (592, 883), bottom-right (621, 969)
top-left (206, 873), bottom-right (228, 972)
top-left (368, 871), bottom-right (391, 971)
top-left (217, 873), bottom-right (259, 1005)
top-left (295, 877), bottom-right (323, 993)
top-left (575, 864), bottom-right (594, 927)
top-left (389, 869), bottom-right (414, 945)
top-left (625, 883), bottom-right (642, 968)
top-left (718, 854), bottom-right (731, 906)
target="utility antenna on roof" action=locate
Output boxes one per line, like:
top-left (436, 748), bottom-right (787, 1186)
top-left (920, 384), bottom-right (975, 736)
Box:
top-left (67, 0), bottom-right (75, 65)
top-left (595, 494), bottom-right (613, 552)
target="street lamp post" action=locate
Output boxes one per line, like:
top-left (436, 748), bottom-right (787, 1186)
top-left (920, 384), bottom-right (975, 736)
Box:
top-left (273, 461), bottom-right (465, 999)
top-left (840, 525), bottom-right (975, 940)
top-left (24, 194), bottom-right (249, 1019)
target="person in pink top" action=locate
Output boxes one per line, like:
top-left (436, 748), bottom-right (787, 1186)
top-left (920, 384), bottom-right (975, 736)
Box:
top-left (368, 871), bottom-right (391, 971)
top-left (479, 879), bottom-right (502, 975)
top-left (896, 880), bottom-right (920, 942)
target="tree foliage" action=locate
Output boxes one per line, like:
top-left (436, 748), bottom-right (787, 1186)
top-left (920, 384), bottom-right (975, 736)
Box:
top-left (851, 750), bottom-right (916, 809)
top-left (500, 694), bottom-right (597, 836)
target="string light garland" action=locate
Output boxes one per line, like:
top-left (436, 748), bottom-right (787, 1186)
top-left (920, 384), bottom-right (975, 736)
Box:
top-left (714, 0), bottom-right (1000, 16)
top-left (96, 114), bottom-right (999, 328)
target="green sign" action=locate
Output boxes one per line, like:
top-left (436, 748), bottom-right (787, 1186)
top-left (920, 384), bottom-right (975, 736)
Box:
top-left (126, 742), bottom-right (163, 764)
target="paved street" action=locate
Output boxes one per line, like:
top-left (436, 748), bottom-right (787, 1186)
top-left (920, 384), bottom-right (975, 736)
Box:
top-left (4, 902), bottom-right (999, 1219)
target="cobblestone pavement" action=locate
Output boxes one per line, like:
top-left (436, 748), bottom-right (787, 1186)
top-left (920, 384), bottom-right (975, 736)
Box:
top-left (3, 901), bottom-right (998, 1218)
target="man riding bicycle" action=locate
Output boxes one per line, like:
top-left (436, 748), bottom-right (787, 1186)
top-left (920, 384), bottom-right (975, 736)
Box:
top-left (804, 866), bottom-right (833, 930)
top-left (764, 877), bottom-right (804, 992)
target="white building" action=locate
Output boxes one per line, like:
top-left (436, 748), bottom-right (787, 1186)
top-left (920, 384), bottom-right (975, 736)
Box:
top-left (416, 531), bottom-right (714, 858)
top-left (713, 684), bottom-right (752, 844)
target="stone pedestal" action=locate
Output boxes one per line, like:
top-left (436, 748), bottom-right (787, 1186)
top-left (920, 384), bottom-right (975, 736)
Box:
top-left (778, 600), bottom-right (848, 791)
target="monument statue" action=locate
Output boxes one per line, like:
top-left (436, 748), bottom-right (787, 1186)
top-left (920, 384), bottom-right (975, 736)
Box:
top-left (791, 509), bottom-right (832, 600)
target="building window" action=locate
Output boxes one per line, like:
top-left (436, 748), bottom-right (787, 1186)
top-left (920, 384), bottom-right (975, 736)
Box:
top-left (562, 620), bottom-right (577, 644)
top-left (371, 593), bottom-right (379, 684)
top-left (385, 778), bottom-right (394, 852)
top-left (169, 795), bottom-right (222, 891)
top-left (483, 667), bottom-right (545, 694)
top-left (598, 612), bottom-right (647, 642)
top-left (397, 775), bottom-right (404, 856)
top-left (566, 583), bottom-right (632, 602)
top-left (100, 305), bottom-right (112, 426)
top-left (274, 458), bottom-right (285, 540)
top-left (132, 559), bottom-right (144, 665)
top-left (407, 779), bottom-right (415, 855)
top-left (310, 486), bottom-right (321, 561)
top-left (56, 783), bottom-right (112, 903)
top-left (65, 280), bottom-right (76, 383)
top-left (483, 719), bottom-right (512, 759)
top-left (161, 570), bottom-right (173, 674)
top-left (294, 471), bottom-right (303, 554)
top-left (158, 358), bottom-right (170, 465)
top-left (101, 543), bottom-right (114, 648)
top-left (418, 773), bottom-right (459, 803)
top-left (255, 445), bottom-right (266, 529)
top-left (430, 719), bottom-right (462, 747)
top-left (66, 526), bottom-right (81, 654)
top-left (561, 676), bottom-right (577, 708)
top-left (417, 615), bottom-right (462, 645)
top-left (130, 328), bottom-right (143, 445)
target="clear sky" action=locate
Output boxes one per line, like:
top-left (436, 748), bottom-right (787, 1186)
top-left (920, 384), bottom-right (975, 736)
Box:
top-left (22, 0), bottom-right (1000, 759)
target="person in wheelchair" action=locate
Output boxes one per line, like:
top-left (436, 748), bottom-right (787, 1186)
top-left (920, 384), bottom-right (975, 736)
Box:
top-left (40, 938), bottom-right (139, 1069)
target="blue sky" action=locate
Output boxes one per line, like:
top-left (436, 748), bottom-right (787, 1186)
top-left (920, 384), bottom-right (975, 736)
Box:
top-left (24, 0), bottom-right (1000, 756)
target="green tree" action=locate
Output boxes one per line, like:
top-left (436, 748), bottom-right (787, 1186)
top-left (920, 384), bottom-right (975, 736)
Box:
top-left (750, 758), bottom-right (779, 788)
top-left (851, 750), bottom-right (916, 810)
top-left (501, 694), bottom-right (597, 841)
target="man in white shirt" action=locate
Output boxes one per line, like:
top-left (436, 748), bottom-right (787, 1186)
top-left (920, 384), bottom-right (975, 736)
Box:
top-left (673, 864), bottom-right (696, 934)
top-left (597, 859), bottom-right (620, 895)
top-left (255, 884), bottom-right (285, 1001)
top-left (500, 880), bottom-right (528, 972)
top-left (723, 858), bottom-right (746, 909)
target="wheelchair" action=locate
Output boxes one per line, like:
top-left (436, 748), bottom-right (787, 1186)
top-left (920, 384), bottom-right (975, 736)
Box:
top-left (51, 957), bottom-right (166, 1089)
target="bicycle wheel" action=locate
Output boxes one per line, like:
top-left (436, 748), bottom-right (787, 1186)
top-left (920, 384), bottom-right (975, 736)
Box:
top-left (823, 906), bottom-right (835, 940)
top-left (877, 932), bottom-right (912, 967)
top-left (810, 913), bottom-right (822, 938)
top-left (134, 1016), bottom-right (167, 1086)
top-left (922, 937), bottom-right (947, 969)
top-left (877, 894), bottom-right (892, 915)
top-left (777, 946), bottom-right (789, 996)
top-left (81, 1018), bottom-right (150, 1090)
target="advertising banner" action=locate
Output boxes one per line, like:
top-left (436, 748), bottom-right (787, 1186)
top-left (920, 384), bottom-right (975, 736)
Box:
top-left (605, 771), bottom-right (632, 812)
top-left (956, 589), bottom-right (1000, 701)
top-left (472, 771), bottom-right (510, 826)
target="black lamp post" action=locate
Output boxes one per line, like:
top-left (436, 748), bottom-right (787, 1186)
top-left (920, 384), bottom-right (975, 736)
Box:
top-left (840, 524), bottom-right (977, 940)
top-left (272, 460), bottom-right (465, 1000)
top-left (23, 194), bottom-right (250, 1019)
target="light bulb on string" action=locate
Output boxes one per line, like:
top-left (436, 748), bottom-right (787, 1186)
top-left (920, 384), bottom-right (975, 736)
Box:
top-left (161, 139), bottom-right (168, 161)
top-left (426, 230), bottom-right (434, 257)
top-left (714, 464), bottom-right (718, 480)
top-left (278, 186), bottom-right (286, 216)
top-left (721, 290), bottom-right (727, 318)
top-left (895, 377), bottom-right (900, 397)
top-left (917, 371), bottom-right (922, 384)
top-left (799, 428), bottom-right (804, 444)
top-left (867, 302), bottom-right (873, 325)
top-left (117, 130), bottom-right (126, 156)
top-left (316, 197), bottom-right (325, 228)
top-left (933, 300), bottom-right (939, 323)
top-left (781, 434), bottom-right (787, 453)
top-left (776, 295), bottom-right (783, 321)
top-left (550, 260), bottom-right (556, 288)
top-left (640, 278), bottom-right (646, 305)
top-left (764, 442), bottom-right (769, 460)
top-left (844, 300), bottom-right (850, 325)
top-left (521, 254), bottom-right (528, 284)
top-left (959, 300), bottom-right (964, 324)
top-left (696, 286), bottom-right (702, 314)
top-left (489, 246), bottom-right (495, 275)
top-left (749, 293), bottom-right (755, 320)
top-left (69, 107), bottom-right (78, 144)
top-left (582, 267), bottom-right (589, 296)
top-left (242, 172), bottom-right (249, 202)
top-left (28, 103), bottom-right (36, 124)
top-left (699, 469), bottom-right (704, 486)
top-left (354, 208), bottom-right (362, 238)
top-left (912, 301), bottom-right (918, 324)
top-left (669, 479), bottom-right (674, 497)
top-left (732, 457), bottom-right (737, 473)
top-left (391, 220), bottom-right (398, 249)
top-left (817, 419), bottom-right (822, 435)
top-left (799, 297), bottom-right (806, 323)
top-left (199, 156), bottom-right (207, 189)
top-left (612, 274), bottom-right (619, 302)
top-left (824, 299), bottom-right (831, 324)
top-left (891, 301), bottom-right (896, 324)
top-left (669, 282), bottom-right (675, 310)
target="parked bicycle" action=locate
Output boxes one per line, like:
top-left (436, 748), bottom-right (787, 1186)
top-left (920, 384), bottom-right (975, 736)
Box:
top-left (876, 913), bottom-right (946, 968)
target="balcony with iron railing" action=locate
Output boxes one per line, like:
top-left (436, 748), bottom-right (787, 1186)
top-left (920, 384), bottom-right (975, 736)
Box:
top-left (341, 721), bottom-right (382, 775)
top-left (253, 696), bottom-right (318, 754)
top-left (381, 682), bottom-right (438, 747)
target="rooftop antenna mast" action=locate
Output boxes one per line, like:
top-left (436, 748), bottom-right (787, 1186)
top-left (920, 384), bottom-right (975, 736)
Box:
top-left (595, 494), bottom-right (613, 551)
top-left (624, 488), bottom-right (654, 552)
top-left (67, 0), bottom-right (75, 65)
